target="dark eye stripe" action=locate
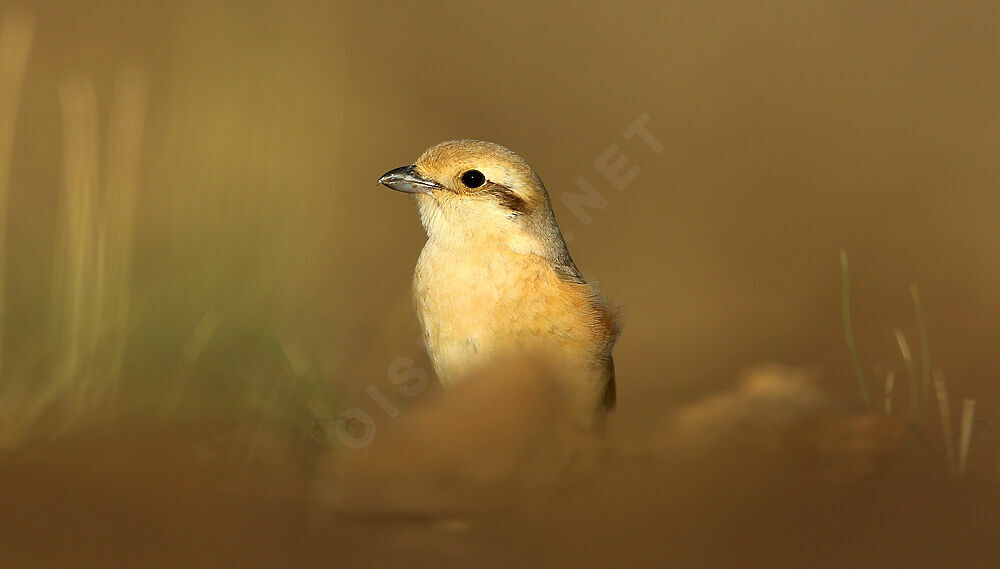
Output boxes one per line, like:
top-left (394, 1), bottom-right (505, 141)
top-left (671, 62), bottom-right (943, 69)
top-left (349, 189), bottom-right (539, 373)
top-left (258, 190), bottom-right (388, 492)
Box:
top-left (484, 182), bottom-right (530, 214)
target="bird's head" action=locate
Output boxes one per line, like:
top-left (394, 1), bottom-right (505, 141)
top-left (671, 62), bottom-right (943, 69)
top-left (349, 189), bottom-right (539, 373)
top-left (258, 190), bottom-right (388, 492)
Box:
top-left (378, 140), bottom-right (565, 254)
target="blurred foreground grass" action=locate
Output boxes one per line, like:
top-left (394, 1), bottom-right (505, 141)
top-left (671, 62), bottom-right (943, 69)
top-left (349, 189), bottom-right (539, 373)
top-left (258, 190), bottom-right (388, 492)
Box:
top-left (841, 250), bottom-right (996, 477)
top-left (0, 7), bottom-right (346, 450)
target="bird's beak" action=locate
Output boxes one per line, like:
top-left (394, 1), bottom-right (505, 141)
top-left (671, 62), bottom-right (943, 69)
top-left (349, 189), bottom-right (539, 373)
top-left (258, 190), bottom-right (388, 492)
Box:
top-left (377, 165), bottom-right (444, 194)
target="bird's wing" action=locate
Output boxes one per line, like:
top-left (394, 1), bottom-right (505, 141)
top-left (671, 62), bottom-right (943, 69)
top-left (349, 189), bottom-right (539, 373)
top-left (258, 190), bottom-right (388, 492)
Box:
top-left (602, 356), bottom-right (617, 412)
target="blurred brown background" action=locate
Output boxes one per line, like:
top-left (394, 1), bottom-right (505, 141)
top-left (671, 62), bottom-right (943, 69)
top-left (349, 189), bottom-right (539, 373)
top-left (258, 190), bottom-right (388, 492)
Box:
top-left (1, 0), bottom-right (999, 566)
top-left (8, 0), bottom-right (998, 412)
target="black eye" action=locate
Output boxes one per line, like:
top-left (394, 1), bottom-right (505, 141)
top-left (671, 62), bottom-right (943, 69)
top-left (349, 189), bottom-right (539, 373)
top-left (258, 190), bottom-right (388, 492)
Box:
top-left (460, 169), bottom-right (486, 188)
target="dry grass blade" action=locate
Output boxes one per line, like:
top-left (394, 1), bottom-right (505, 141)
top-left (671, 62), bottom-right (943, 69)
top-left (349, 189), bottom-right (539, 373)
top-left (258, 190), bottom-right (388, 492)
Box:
top-left (910, 284), bottom-right (931, 421)
top-left (894, 329), bottom-right (918, 423)
top-left (0, 9), bottom-right (34, 373)
top-left (101, 68), bottom-right (148, 385)
top-left (18, 68), bottom-right (148, 438)
top-left (933, 372), bottom-right (955, 474)
top-left (6, 76), bottom-right (104, 436)
top-left (167, 306), bottom-right (223, 411)
top-left (46, 76), bottom-right (101, 423)
top-left (958, 398), bottom-right (976, 475)
top-left (883, 370), bottom-right (895, 416)
top-left (177, 306), bottom-right (223, 376)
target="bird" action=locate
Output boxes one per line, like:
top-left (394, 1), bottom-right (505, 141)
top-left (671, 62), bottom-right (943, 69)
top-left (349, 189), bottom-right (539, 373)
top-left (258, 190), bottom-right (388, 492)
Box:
top-left (378, 140), bottom-right (620, 426)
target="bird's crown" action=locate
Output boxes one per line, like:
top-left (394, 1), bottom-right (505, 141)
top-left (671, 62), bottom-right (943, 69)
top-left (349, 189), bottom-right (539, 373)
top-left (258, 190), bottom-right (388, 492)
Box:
top-left (413, 140), bottom-right (549, 215)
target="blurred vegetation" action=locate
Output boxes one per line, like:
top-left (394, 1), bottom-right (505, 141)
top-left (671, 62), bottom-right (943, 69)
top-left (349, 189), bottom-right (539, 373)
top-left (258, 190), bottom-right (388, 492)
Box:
top-left (841, 250), bottom-right (993, 476)
top-left (0, 5), bottom-right (349, 449)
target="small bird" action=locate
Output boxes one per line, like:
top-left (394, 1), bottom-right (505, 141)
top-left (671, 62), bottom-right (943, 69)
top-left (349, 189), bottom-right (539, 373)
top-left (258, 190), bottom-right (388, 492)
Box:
top-left (378, 140), bottom-right (620, 425)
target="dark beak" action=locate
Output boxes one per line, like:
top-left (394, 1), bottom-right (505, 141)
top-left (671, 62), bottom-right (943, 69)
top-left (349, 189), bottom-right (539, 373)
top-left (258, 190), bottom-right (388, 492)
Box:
top-left (377, 165), bottom-right (444, 194)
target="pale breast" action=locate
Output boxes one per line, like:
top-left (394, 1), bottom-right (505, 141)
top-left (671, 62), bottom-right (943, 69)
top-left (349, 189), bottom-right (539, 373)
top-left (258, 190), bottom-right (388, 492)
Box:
top-left (413, 240), bottom-right (613, 413)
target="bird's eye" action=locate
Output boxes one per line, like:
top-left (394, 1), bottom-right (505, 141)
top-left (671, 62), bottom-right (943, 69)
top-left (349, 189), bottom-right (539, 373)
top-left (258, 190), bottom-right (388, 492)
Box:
top-left (460, 169), bottom-right (486, 188)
